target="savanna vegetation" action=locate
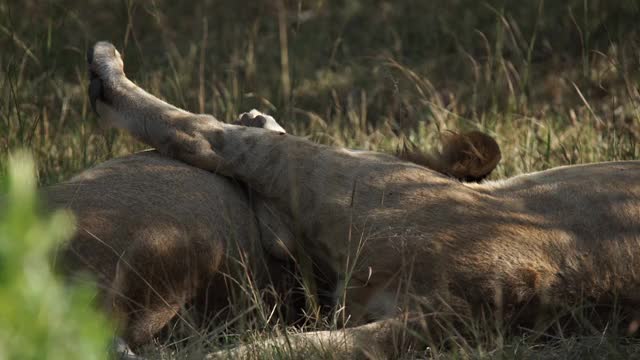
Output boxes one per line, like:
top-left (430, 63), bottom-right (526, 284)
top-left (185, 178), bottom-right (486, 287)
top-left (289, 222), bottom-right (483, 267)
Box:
top-left (1, 1), bottom-right (639, 358)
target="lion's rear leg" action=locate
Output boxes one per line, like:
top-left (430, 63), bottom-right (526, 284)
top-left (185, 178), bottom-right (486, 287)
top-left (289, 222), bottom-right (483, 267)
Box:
top-left (234, 110), bottom-right (286, 133)
top-left (110, 260), bottom-right (188, 347)
top-left (108, 231), bottom-right (222, 347)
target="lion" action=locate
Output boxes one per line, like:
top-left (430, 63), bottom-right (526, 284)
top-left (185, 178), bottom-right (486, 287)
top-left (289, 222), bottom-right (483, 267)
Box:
top-left (42, 42), bottom-right (504, 358)
top-left (44, 150), bottom-right (300, 350)
top-left (86, 41), bottom-right (640, 357)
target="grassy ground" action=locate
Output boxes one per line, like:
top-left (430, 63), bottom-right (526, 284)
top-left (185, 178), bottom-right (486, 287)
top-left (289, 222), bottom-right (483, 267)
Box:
top-left (1, 0), bottom-right (640, 358)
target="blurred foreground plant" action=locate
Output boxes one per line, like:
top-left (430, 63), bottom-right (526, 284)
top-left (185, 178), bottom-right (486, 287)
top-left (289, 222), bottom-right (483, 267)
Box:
top-left (0, 151), bottom-right (111, 360)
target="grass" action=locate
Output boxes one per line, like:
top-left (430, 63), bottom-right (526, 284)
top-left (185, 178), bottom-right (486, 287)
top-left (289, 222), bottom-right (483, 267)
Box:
top-left (1, 0), bottom-right (639, 358)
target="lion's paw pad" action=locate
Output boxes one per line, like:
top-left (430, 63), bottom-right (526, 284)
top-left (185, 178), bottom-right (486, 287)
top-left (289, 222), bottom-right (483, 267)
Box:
top-left (235, 109), bottom-right (286, 133)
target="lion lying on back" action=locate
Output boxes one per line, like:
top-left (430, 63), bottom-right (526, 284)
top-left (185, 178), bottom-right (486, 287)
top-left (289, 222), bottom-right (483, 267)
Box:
top-left (84, 41), bottom-right (640, 358)
top-left (46, 43), bottom-right (504, 357)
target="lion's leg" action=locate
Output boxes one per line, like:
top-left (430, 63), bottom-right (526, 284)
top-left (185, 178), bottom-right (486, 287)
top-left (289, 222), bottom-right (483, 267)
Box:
top-left (88, 42), bottom-right (227, 173)
top-left (111, 337), bottom-right (146, 360)
top-left (107, 230), bottom-right (217, 347)
top-left (206, 320), bottom-right (388, 360)
top-left (206, 316), bottom-right (437, 360)
top-left (109, 261), bottom-right (187, 347)
top-left (88, 42), bottom-right (362, 236)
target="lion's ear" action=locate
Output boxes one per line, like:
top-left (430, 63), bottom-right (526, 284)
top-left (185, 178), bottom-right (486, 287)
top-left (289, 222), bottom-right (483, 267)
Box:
top-left (437, 131), bottom-right (501, 182)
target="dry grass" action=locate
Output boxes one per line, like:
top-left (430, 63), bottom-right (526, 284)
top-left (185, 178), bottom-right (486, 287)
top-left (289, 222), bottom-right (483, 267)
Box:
top-left (1, 0), bottom-right (639, 358)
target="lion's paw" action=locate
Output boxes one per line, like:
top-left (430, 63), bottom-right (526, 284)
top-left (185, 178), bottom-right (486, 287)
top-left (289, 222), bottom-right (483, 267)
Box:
top-left (234, 109), bottom-right (286, 133)
top-left (110, 337), bottom-right (146, 360)
top-left (87, 41), bottom-right (125, 113)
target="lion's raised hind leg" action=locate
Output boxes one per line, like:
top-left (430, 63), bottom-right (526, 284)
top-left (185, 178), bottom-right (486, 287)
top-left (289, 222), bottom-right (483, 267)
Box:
top-left (88, 42), bottom-right (228, 175)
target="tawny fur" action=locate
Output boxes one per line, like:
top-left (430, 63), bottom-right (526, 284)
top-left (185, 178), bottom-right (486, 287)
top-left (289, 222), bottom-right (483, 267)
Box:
top-left (46, 151), bottom-right (299, 347)
top-left (50, 57), bottom-right (494, 352)
top-left (88, 42), bottom-right (640, 358)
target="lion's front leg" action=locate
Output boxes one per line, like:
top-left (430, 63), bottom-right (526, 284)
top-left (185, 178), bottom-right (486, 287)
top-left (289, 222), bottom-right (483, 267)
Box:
top-left (206, 319), bottom-right (408, 360)
top-left (206, 315), bottom-right (449, 359)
